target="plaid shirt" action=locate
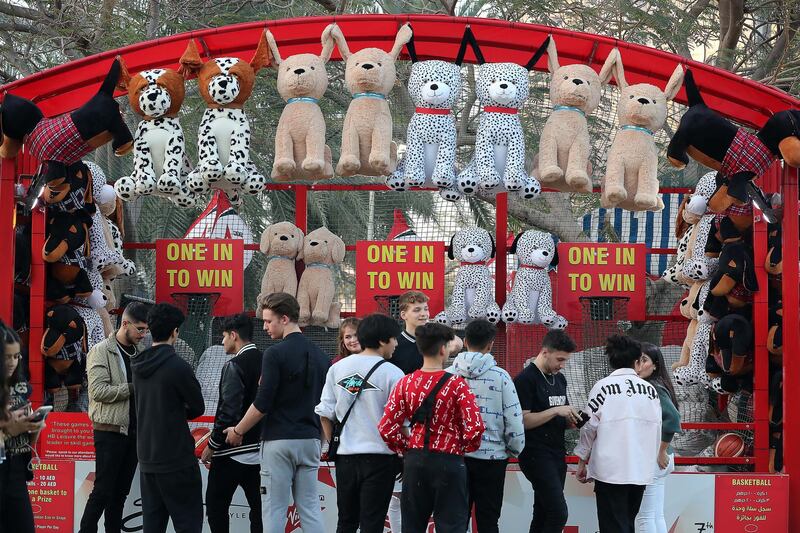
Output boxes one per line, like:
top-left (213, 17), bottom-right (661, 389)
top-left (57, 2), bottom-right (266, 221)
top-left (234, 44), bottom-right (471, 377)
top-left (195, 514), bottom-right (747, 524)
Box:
top-left (26, 114), bottom-right (92, 165)
top-left (729, 284), bottom-right (754, 303)
top-left (47, 185), bottom-right (87, 213)
top-left (720, 128), bottom-right (776, 181)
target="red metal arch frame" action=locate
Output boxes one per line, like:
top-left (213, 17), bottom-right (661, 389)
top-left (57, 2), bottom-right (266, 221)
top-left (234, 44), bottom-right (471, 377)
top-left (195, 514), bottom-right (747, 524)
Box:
top-left (1, 14), bottom-right (798, 525)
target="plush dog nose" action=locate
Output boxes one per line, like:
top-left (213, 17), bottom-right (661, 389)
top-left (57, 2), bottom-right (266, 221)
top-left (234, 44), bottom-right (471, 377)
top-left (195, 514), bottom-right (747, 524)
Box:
top-left (280, 235), bottom-right (288, 241)
top-left (430, 83), bottom-right (439, 90)
top-left (362, 63), bottom-right (374, 70)
top-left (572, 79), bottom-right (584, 85)
top-left (219, 79), bottom-right (228, 88)
top-left (467, 247), bottom-right (475, 253)
top-left (310, 241), bottom-right (319, 246)
top-left (543, 251), bottom-right (549, 256)
top-left (637, 97), bottom-right (650, 104)
top-left (294, 68), bottom-right (305, 75)
top-left (499, 83), bottom-right (508, 89)
top-left (147, 92), bottom-right (158, 101)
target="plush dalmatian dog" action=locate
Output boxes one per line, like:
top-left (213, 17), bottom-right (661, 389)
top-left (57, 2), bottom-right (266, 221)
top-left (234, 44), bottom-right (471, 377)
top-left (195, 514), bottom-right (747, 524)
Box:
top-left (662, 230), bottom-right (691, 287)
top-left (674, 281), bottom-right (712, 387)
top-left (73, 304), bottom-right (105, 349)
top-left (502, 229), bottom-right (567, 328)
top-left (435, 226), bottom-right (501, 325)
top-left (114, 65), bottom-right (197, 207)
top-left (681, 171), bottom-right (720, 283)
top-left (386, 59), bottom-right (461, 192)
top-left (179, 36), bottom-right (271, 202)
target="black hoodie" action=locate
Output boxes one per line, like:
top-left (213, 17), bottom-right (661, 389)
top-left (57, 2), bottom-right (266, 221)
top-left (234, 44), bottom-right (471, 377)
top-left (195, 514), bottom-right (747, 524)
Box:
top-left (132, 344), bottom-right (205, 474)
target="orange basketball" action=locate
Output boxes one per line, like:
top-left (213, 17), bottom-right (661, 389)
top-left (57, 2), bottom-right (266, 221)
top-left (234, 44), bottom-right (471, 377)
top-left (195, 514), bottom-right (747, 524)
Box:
top-left (714, 432), bottom-right (745, 457)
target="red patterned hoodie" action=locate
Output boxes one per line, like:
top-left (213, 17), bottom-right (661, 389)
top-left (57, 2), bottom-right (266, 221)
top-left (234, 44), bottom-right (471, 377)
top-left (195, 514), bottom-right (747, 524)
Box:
top-left (379, 370), bottom-right (485, 456)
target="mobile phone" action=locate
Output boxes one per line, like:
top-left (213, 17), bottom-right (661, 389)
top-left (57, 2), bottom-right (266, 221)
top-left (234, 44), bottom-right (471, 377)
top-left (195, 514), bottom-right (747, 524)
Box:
top-left (28, 406), bottom-right (53, 423)
top-left (575, 410), bottom-right (591, 429)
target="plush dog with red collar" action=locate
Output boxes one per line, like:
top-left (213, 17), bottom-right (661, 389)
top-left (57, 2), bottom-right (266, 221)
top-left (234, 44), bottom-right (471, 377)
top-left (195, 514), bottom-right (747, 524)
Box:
top-left (667, 69), bottom-right (800, 213)
top-left (114, 60), bottom-right (196, 207)
top-left (179, 35), bottom-right (271, 204)
top-left (0, 59), bottom-right (133, 185)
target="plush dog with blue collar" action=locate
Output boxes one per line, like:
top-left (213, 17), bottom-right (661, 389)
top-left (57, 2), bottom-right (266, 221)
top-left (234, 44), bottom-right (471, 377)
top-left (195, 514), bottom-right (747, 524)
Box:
top-left (264, 26), bottom-right (336, 181)
top-left (327, 23), bottom-right (412, 177)
top-left (601, 49), bottom-right (684, 211)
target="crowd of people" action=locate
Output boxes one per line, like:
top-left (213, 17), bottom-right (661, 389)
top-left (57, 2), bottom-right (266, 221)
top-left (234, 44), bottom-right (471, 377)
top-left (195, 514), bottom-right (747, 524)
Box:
top-left (0, 289), bottom-right (682, 533)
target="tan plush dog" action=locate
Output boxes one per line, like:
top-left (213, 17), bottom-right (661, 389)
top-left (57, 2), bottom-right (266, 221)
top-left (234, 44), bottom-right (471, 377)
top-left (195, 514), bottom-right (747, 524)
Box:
top-left (264, 28), bottom-right (335, 181)
top-left (601, 50), bottom-right (684, 211)
top-left (296, 227), bottom-right (344, 327)
top-left (259, 221), bottom-right (304, 296)
top-left (537, 38), bottom-right (616, 193)
top-left (327, 23), bottom-right (412, 176)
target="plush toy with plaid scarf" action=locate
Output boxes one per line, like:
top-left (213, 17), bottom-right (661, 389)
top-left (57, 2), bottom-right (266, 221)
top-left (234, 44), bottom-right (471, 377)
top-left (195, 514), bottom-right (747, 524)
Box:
top-left (668, 69), bottom-right (800, 213)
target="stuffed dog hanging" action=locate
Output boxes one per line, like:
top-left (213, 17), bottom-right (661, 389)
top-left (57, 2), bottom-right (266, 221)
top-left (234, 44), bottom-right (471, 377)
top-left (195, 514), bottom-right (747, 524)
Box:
top-left (1, 59), bottom-right (133, 188)
top-left (502, 229), bottom-right (566, 329)
top-left (326, 23), bottom-right (412, 177)
top-left (435, 226), bottom-right (501, 325)
top-left (263, 27), bottom-right (335, 181)
top-left (296, 227), bottom-right (344, 328)
top-left (667, 69), bottom-right (800, 213)
top-left (601, 49), bottom-right (684, 211)
top-left (453, 29), bottom-right (548, 199)
top-left (179, 35), bottom-right (271, 203)
top-left (114, 59), bottom-right (196, 207)
top-left (536, 37), bottom-right (617, 193)
top-left (386, 26), bottom-right (468, 193)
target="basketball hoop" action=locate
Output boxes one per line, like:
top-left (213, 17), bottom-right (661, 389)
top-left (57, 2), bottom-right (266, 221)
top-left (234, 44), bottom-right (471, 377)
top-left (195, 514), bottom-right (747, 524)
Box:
top-left (579, 296), bottom-right (629, 321)
top-left (374, 295), bottom-right (401, 319)
top-left (170, 292), bottom-right (221, 315)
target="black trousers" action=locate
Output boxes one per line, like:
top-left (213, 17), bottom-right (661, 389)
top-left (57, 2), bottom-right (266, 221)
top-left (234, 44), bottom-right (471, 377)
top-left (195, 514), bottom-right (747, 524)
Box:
top-left (335, 453), bottom-right (398, 533)
top-left (79, 430), bottom-right (139, 533)
top-left (401, 450), bottom-right (468, 533)
top-left (464, 457), bottom-right (508, 533)
top-left (594, 480), bottom-right (646, 533)
top-left (206, 455), bottom-right (262, 533)
top-left (519, 452), bottom-right (568, 533)
top-left (140, 464), bottom-right (203, 533)
top-left (0, 454), bottom-right (35, 533)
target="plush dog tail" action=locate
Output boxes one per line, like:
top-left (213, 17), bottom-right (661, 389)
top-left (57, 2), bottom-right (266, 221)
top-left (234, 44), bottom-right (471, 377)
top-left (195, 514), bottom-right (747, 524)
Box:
top-left (684, 69), bottom-right (704, 107)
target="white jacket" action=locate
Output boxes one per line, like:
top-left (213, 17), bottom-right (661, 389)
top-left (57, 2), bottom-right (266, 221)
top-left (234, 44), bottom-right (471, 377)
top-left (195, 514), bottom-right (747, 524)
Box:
top-left (574, 368), bottom-right (662, 485)
top-left (315, 354), bottom-right (405, 455)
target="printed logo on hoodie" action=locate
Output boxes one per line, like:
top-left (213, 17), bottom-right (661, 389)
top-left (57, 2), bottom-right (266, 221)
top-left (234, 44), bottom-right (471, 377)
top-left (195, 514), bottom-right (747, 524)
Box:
top-left (337, 374), bottom-right (380, 395)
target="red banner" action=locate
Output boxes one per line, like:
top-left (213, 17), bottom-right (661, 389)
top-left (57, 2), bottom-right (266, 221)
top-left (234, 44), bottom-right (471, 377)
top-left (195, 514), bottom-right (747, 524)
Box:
top-left (715, 474), bottom-right (789, 532)
top-left (38, 412), bottom-right (95, 461)
top-left (556, 243), bottom-right (646, 321)
top-left (355, 241), bottom-right (445, 317)
top-left (155, 239), bottom-right (244, 316)
top-left (28, 460), bottom-right (74, 532)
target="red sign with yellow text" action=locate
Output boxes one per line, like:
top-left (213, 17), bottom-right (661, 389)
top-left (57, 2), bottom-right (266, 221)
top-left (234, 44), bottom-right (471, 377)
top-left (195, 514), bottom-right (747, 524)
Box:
top-left (355, 241), bottom-right (445, 316)
top-left (28, 459), bottom-right (74, 532)
top-left (556, 243), bottom-right (646, 321)
top-left (155, 239), bottom-right (244, 316)
top-left (715, 474), bottom-right (788, 532)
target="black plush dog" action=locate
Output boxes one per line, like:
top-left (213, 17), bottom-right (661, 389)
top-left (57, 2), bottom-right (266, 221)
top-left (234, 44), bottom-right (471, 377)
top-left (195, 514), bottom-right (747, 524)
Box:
top-left (667, 69), bottom-right (800, 213)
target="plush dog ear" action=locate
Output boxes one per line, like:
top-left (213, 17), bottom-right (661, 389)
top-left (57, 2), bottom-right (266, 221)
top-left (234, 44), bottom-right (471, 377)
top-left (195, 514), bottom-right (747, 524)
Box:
top-left (320, 24), bottom-right (338, 63)
top-left (99, 59), bottom-right (123, 96)
top-left (295, 227), bottom-right (305, 255)
top-left (331, 236), bottom-right (346, 264)
top-left (683, 69), bottom-right (705, 107)
top-left (509, 232), bottom-right (524, 255)
top-left (296, 236), bottom-right (305, 261)
top-left (250, 30), bottom-right (273, 73)
top-left (260, 223), bottom-right (274, 254)
top-left (664, 64), bottom-right (684, 102)
top-left (462, 26), bottom-right (485, 65)
top-left (546, 35), bottom-right (559, 74)
top-left (178, 40), bottom-right (204, 78)
top-left (447, 234), bottom-right (456, 260)
top-left (550, 236), bottom-right (560, 267)
top-left (489, 234), bottom-right (496, 259)
top-left (600, 48), bottom-right (625, 87)
top-left (524, 36), bottom-right (550, 71)
top-left (327, 24), bottom-right (351, 61)
top-left (390, 23), bottom-right (413, 61)
top-left (264, 29), bottom-right (283, 66)
top-left (117, 56), bottom-right (132, 91)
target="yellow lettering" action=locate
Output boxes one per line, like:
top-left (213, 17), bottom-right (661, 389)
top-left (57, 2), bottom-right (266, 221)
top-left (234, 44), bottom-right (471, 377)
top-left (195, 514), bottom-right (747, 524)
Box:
top-left (214, 243), bottom-right (232, 261)
top-left (166, 243), bottom-right (179, 261)
top-left (421, 272), bottom-right (433, 290)
top-left (378, 271), bottom-right (390, 289)
top-left (597, 247), bottom-right (608, 265)
top-left (623, 274), bottom-right (635, 291)
top-left (416, 245), bottom-right (434, 263)
top-left (367, 271), bottom-right (378, 288)
top-left (568, 247), bottom-right (581, 265)
top-left (221, 270), bottom-right (232, 287)
top-left (367, 245), bottom-right (380, 263)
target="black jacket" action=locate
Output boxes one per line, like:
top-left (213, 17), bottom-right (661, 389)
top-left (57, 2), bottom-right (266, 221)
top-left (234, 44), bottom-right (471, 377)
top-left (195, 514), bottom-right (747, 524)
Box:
top-left (132, 343), bottom-right (205, 474)
top-left (208, 343), bottom-right (262, 457)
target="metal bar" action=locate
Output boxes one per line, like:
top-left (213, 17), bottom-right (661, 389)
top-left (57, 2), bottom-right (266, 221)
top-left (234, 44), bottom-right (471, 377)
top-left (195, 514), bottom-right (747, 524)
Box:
top-left (26, 152), bottom-right (45, 406)
top-left (495, 193), bottom-right (508, 309)
top-left (782, 165), bottom-right (800, 528)
top-left (0, 159), bottom-right (16, 323)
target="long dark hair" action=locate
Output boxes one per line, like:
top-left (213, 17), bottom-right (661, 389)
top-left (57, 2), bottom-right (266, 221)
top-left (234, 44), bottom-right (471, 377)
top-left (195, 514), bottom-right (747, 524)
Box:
top-left (640, 343), bottom-right (679, 409)
top-left (0, 320), bottom-right (21, 421)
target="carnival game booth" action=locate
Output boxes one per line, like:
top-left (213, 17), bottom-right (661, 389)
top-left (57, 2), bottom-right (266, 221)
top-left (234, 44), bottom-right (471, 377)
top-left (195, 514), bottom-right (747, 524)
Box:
top-left (1, 14), bottom-right (797, 532)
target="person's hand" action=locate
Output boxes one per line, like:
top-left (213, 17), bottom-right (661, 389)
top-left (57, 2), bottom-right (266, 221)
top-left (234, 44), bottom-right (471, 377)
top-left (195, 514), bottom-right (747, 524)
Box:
top-left (5, 409), bottom-right (44, 437)
top-left (554, 406), bottom-right (581, 425)
top-left (223, 426), bottom-right (243, 446)
top-left (447, 336), bottom-right (464, 356)
top-left (577, 459), bottom-right (589, 484)
top-left (658, 449), bottom-right (669, 470)
top-left (201, 446), bottom-right (214, 466)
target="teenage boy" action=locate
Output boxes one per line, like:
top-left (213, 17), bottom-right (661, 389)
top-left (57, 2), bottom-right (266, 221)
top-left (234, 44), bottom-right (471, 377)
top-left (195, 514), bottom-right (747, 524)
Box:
top-left (80, 302), bottom-right (149, 533)
top-left (132, 303), bottom-right (205, 533)
top-left (202, 313), bottom-right (263, 533)
top-left (447, 319), bottom-right (525, 533)
top-left (514, 329), bottom-right (580, 533)
top-left (315, 313), bottom-right (405, 533)
top-left (379, 323), bottom-right (484, 533)
top-left (575, 334), bottom-right (662, 533)
top-left (225, 292), bottom-right (330, 533)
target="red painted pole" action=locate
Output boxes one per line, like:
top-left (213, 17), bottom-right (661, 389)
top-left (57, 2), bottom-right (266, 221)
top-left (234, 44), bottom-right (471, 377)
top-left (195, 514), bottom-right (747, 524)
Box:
top-left (495, 193), bottom-right (508, 309)
top-left (0, 158), bottom-right (17, 323)
top-left (294, 185), bottom-right (308, 234)
top-left (781, 165), bottom-right (799, 528)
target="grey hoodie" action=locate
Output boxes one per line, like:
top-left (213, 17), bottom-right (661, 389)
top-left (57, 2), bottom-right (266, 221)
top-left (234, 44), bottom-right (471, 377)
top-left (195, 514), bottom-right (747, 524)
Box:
top-left (447, 351), bottom-right (525, 460)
